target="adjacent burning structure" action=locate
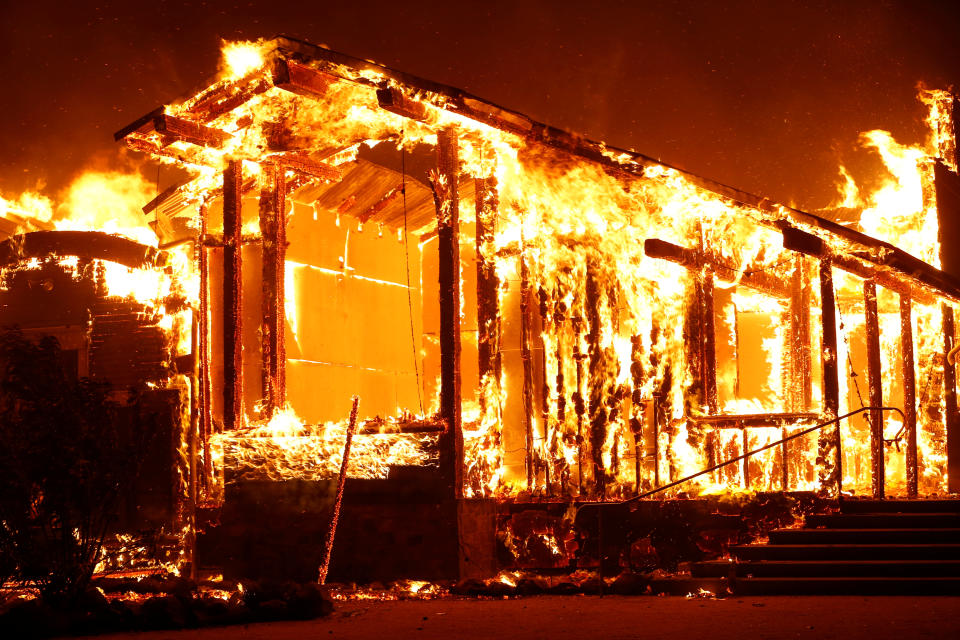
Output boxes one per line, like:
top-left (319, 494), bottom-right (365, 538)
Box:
top-left (4, 36), bottom-right (959, 582)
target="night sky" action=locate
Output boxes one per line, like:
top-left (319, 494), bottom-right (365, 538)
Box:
top-left (1, 0), bottom-right (958, 211)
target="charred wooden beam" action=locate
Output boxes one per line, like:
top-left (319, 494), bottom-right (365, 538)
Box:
top-left (900, 294), bottom-right (919, 498)
top-left (259, 165), bottom-right (287, 417)
top-left (113, 106), bottom-right (166, 141)
top-left (687, 412), bottom-right (820, 428)
top-left (357, 182), bottom-right (404, 224)
top-left (376, 87), bottom-right (434, 124)
top-left (432, 128), bottom-right (463, 498)
top-left (154, 114), bottom-right (232, 148)
top-left (782, 225), bottom-right (941, 306)
top-left (272, 59), bottom-right (336, 99)
top-left (222, 160), bottom-right (244, 432)
top-left (143, 179), bottom-right (191, 216)
top-left (188, 74), bottom-right (273, 123)
top-left (819, 257), bottom-right (841, 494)
top-left (356, 416), bottom-right (447, 435)
top-left (272, 152), bottom-right (343, 183)
top-left (643, 238), bottom-right (791, 299)
top-left (0, 230), bottom-right (161, 270)
top-left (863, 281), bottom-right (885, 499)
top-left (944, 303), bottom-right (960, 494)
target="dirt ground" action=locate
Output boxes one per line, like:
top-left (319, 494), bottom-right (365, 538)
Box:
top-left (88, 595), bottom-right (960, 640)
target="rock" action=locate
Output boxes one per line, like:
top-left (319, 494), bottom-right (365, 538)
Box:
top-left (256, 598), bottom-right (289, 621)
top-left (611, 572), bottom-right (649, 595)
top-left (451, 578), bottom-right (486, 595)
top-left (284, 582), bottom-right (334, 620)
top-left (516, 577), bottom-right (549, 595)
top-left (141, 594), bottom-right (188, 629)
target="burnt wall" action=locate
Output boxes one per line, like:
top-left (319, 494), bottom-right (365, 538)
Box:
top-left (198, 466), bottom-right (459, 583)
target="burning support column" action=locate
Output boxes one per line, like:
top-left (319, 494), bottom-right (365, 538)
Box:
top-left (818, 257), bottom-right (842, 494)
top-left (258, 164), bottom-right (287, 417)
top-left (863, 281), bottom-right (885, 499)
top-left (223, 160), bottom-right (244, 431)
top-left (474, 175), bottom-right (502, 493)
top-left (900, 294), bottom-right (919, 498)
top-left (432, 127), bottom-right (464, 498)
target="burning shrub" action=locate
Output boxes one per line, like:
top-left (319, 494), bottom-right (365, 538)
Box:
top-left (0, 329), bottom-right (158, 605)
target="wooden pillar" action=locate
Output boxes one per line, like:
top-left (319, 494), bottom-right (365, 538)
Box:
top-left (435, 128), bottom-right (463, 498)
top-left (222, 160), bottom-right (243, 431)
top-left (630, 334), bottom-right (646, 494)
top-left (702, 267), bottom-right (718, 414)
top-left (943, 304), bottom-right (960, 494)
top-left (258, 164), bottom-right (287, 417)
top-left (474, 177), bottom-right (501, 407)
top-left (790, 256), bottom-right (812, 410)
top-left (519, 228), bottom-right (536, 491)
top-left (819, 258), bottom-right (842, 494)
top-left (863, 281), bottom-right (885, 499)
top-left (198, 201), bottom-right (213, 491)
top-left (900, 294), bottom-right (918, 498)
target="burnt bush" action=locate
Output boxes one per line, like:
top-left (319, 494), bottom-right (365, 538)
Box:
top-left (0, 329), bottom-right (157, 606)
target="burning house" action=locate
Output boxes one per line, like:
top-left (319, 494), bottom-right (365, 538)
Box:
top-left (3, 36), bottom-right (960, 586)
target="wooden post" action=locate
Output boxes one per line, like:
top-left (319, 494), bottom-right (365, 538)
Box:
top-left (519, 227), bottom-right (536, 491)
top-left (630, 334), bottom-right (645, 494)
top-left (943, 303), bottom-right (960, 494)
top-left (222, 160), bottom-right (243, 431)
top-left (198, 201), bottom-right (213, 491)
top-left (863, 281), bottom-right (885, 499)
top-left (258, 164), bottom-right (287, 417)
top-left (702, 267), bottom-right (718, 414)
top-left (572, 314), bottom-right (586, 494)
top-left (585, 258), bottom-right (608, 498)
top-left (538, 286), bottom-right (553, 494)
top-left (474, 177), bottom-right (501, 409)
top-left (900, 294), bottom-right (918, 498)
top-left (819, 258), bottom-right (842, 494)
top-left (434, 128), bottom-right (463, 498)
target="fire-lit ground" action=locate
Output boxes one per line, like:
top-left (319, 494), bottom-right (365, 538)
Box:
top-left (90, 595), bottom-right (960, 640)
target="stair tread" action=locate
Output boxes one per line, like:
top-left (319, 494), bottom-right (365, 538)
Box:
top-left (775, 527), bottom-right (960, 533)
top-left (730, 542), bottom-right (960, 549)
top-left (699, 559), bottom-right (960, 565)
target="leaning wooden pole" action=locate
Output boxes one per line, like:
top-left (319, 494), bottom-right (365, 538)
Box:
top-left (900, 294), bottom-right (918, 498)
top-left (318, 397), bottom-right (360, 585)
top-left (222, 160), bottom-right (244, 431)
top-left (863, 281), bottom-right (885, 499)
top-left (819, 257), bottom-right (842, 494)
top-left (258, 164), bottom-right (287, 417)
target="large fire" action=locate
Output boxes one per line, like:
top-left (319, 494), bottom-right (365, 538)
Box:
top-left (1, 39), bottom-right (958, 583)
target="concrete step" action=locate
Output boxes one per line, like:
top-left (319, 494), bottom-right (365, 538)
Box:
top-left (768, 528), bottom-right (960, 545)
top-left (731, 543), bottom-right (960, 561)
top-left (805, 513), bottom-right (960, 528)
top-left (692, 559), bottom-right (960, 578)
top-left (839, 499), bottom-right (960, 514)
top-left (730, 576), bottom-right (960, 596)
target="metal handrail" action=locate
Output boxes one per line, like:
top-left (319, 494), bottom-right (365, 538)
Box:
top-left (577, 405), bottom-right (905, 595)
